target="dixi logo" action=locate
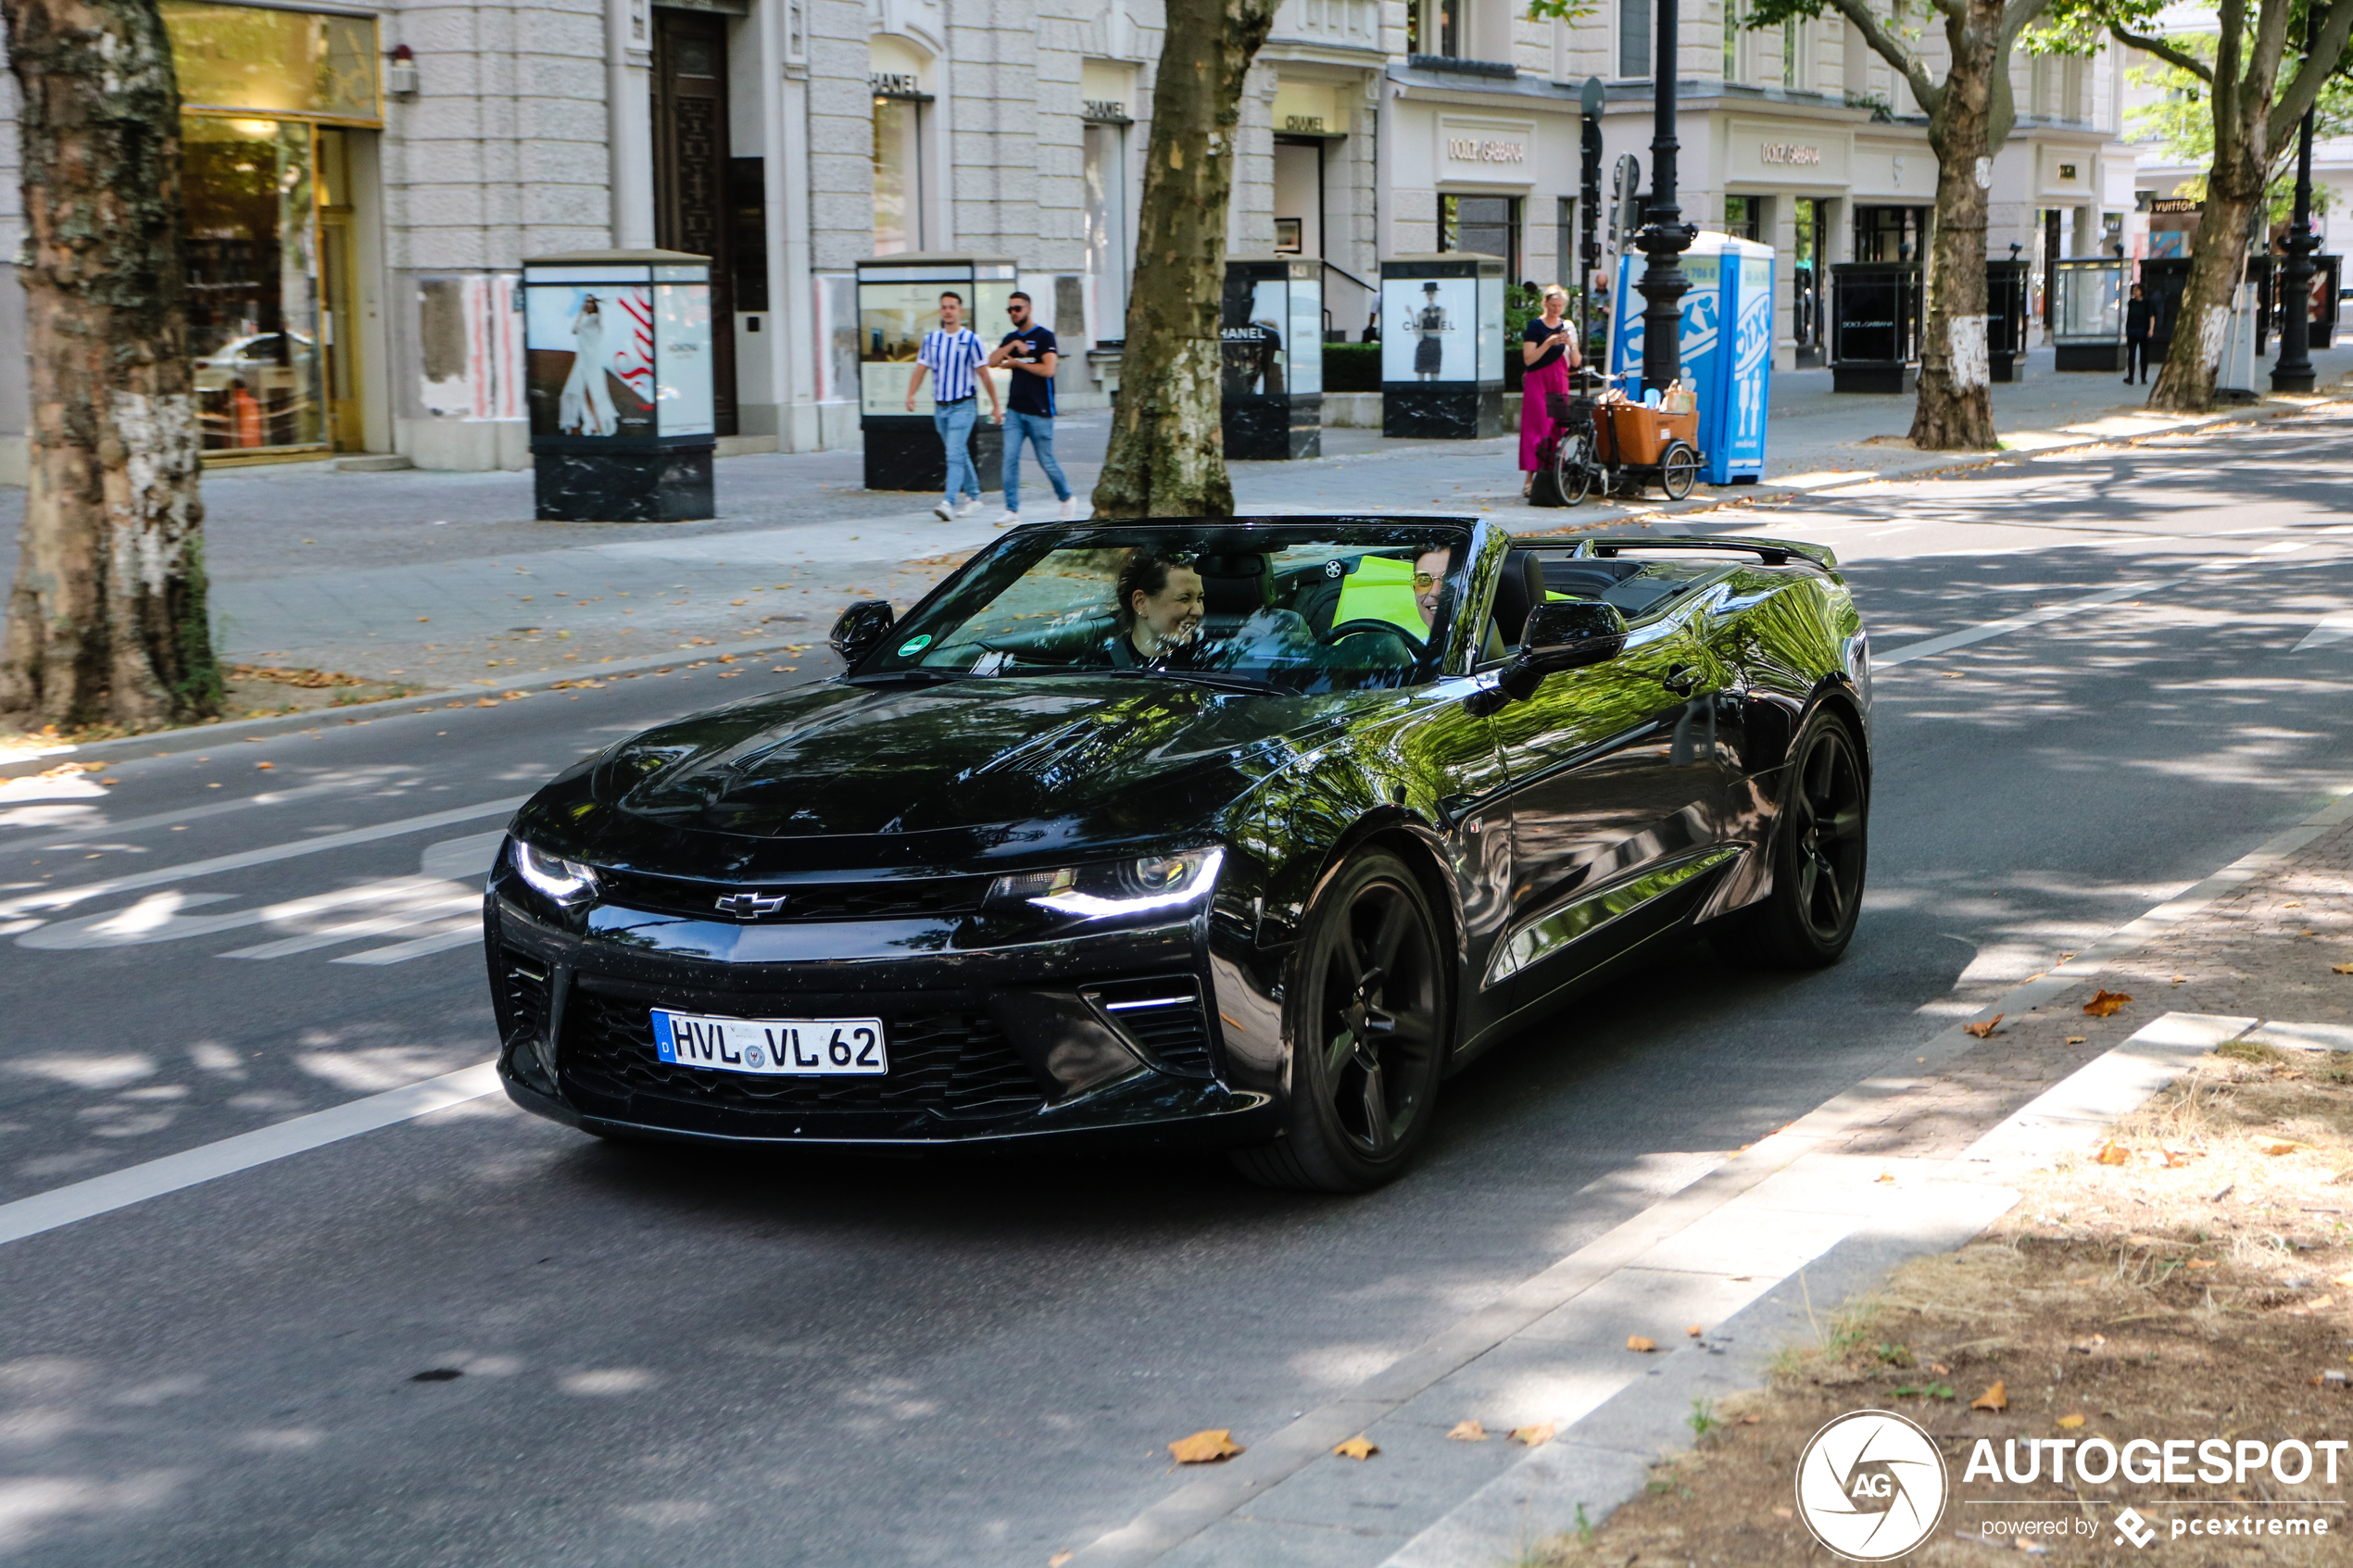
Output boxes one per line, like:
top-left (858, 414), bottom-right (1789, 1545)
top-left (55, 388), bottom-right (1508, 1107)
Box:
top-left (1795, 1410), bottom-right (1950, 1561)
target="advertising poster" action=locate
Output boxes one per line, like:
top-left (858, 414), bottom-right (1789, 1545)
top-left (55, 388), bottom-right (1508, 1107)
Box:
top-left (1287, 279), bottom-right (1323, 395)
top-left (1380, 277), bottom-right (1474, 383)
top-left (1476, 275), bottom-right (1505, 383)
top-left (653, 282), bottom-right (714, 436)
top-left (525, 282), bottom-right (655, 440)
top-left (1222, 279), bottom-right (1291, 399)
top-left (858, 278), bottom-right (1016, 415)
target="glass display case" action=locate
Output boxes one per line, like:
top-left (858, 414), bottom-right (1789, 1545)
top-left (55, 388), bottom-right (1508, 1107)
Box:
top-left (852, 255), bottom-right (1017, 492)
top-left (1378, 253), bottom-right (1507, 438)
top-left (2050, 257), bottom-right (2128, 372)
top-left (522, 249), bottom-right (715, 521)
top-left (1223, 256), bottom-right (1323, 459)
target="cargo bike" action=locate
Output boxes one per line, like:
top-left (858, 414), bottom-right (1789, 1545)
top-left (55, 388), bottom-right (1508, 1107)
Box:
top-left (1542, 372), bottom-right (1703, 505)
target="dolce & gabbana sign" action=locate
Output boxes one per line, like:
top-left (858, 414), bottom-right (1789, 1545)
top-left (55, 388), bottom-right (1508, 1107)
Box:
top-left (1436, 116), bottom-right (1536, 182)
top-left (1759, 143), bottom-right (1821, 166)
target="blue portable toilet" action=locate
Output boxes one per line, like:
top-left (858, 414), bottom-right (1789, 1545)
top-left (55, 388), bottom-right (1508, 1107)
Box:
top-left (1609, 232), bottom-right (1774, 485)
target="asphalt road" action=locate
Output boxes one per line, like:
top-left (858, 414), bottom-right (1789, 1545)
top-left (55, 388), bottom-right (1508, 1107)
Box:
top-left (3, 418), bottom-right (2352, 1566)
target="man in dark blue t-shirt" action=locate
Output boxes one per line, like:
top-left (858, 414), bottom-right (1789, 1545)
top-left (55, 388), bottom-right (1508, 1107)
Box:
top-left (986, 292), bottom-right (1079, 523)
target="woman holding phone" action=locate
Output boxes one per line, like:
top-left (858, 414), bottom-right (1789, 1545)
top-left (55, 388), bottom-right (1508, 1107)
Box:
top-left (1519, 285), bottom-right (1581, 498)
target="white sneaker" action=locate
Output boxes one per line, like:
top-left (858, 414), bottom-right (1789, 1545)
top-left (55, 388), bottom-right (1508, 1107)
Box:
top-left (1060, 496), bottom-right (1085, 521)
top-left (955, 497), bottom-right (983, 517)
top-left (995, 509), bottom-right (1022, 526)
top-left (932, 498), bottom-right (954, 521)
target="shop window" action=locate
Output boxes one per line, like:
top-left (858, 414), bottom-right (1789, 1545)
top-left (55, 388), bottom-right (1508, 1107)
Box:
top-left (1722, 1), bottom-right (1742, 82)
top-left (1618, 0), bottom-right (1649, 78)
top-left (873, 95), bottom-right (921, 255)
top-left (1854, 204), bottom-right (1929, 262)
top-left (1409, 0), bottom-right (1460, 57)
top-left (163, 2), bottom-right (377, 119)
top-left (1723, 195), bottom-right (1762, 242)
top-left (1441, 194), bottom-right (1521, 280)
top-left (1782, 18), bottom-right (1806, 89)
top-left (1084, 120), bottom-right (1129, 342)
top-left (183, 116), bottom-right (324, 451)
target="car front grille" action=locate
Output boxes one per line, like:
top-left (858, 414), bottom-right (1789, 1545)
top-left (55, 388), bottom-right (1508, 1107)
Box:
top-left (1085, 975), bottom-right (1214, 1076)
top-left (593, 868), bottom-right (992, 923)
top-left (560, 987), bottom-right (1045, 1119)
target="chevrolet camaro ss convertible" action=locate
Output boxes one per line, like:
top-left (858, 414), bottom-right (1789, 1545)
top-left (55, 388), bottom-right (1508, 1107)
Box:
top-left (485, 519), bottom-right (1871, 1190)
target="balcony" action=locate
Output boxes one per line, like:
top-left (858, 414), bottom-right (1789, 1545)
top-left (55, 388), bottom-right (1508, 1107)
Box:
top-left (1268, 0), bottom-right (1380, 53)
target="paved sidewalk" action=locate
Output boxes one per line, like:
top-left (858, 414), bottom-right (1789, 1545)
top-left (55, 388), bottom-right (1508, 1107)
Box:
top-left (1060, 783), bottom-right (2353, 1566)
top-left (5, 345), bottom-right (2349, 690)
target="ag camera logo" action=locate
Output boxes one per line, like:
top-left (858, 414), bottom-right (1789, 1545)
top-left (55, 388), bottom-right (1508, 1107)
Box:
top-left (1796, 1410), bottom-right (1949, 1561)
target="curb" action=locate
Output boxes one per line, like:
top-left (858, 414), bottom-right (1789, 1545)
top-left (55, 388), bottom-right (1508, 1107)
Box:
top-left (1062, 781), bottom-right (2353, 1568)
top-left (0, 631), bottom-right (837, 779)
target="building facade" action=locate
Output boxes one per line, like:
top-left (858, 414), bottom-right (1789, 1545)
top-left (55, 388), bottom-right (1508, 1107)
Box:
top-left (0, 0), bottom-right (2142, 480)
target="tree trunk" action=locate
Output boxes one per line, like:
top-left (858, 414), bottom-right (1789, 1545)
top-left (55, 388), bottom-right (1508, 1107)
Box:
top-left (1089, 0), bottom-right (1277, 519)
top-left (0, 0), bottom-right (218, 732)
top-left (1908, 0), bottom-right (2002, 450)
top-left (2148, 41), bottom-right (2270, 411)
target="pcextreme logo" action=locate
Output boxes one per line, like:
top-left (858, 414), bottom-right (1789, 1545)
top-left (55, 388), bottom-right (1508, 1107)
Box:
top-left (1795, 1409), bottom-right (1950, 1561)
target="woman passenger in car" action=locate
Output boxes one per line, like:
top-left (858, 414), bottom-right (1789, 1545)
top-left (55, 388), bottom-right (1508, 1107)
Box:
top-left (1103, 551), bottom-right (1206, 666)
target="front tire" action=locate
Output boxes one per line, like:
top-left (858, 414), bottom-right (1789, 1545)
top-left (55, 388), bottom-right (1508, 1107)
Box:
top-left (1230, 849), bottom-right (1450, 1193)
top-left (1715, 709), bottom-right (1868, 968)
top-left (1554, 431), bottom-right (1593, 506)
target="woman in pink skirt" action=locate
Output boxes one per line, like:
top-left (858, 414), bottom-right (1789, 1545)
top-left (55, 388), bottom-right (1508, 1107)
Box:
top-left (1520, 284), bottom-right (1581, 497)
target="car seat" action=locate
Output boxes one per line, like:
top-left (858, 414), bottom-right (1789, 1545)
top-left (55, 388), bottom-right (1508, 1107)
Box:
top-left (1491, 550), bottom-right (1547, 648)
top-left (1193, 553), bottom-right (1275, 639)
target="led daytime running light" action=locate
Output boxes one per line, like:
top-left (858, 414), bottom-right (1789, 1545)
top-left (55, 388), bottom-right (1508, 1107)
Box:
top-left (511, 838), bottom-right (598, 905)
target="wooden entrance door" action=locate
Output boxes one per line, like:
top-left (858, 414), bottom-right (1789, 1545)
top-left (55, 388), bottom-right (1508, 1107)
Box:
top-left (653, 9), bottom-right (737, 435)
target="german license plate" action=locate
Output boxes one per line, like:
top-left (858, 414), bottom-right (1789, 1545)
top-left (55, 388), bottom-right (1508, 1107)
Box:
top-left (649, 1010), bottom-right (887, 1076)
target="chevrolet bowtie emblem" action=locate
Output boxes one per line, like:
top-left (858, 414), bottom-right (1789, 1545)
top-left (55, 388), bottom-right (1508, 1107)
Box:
top-left (714, 891), bottom-right (789, 917)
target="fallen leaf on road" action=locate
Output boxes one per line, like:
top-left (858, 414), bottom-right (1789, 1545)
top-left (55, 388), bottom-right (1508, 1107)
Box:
top-left (2083, 990), bottom-right (2133, 1017)
top-left (1737, 1412), bottom-right (1762, 1424)
top-left (1963, 1014), bottom-right (2004, 1039)
top-left (2164, 1150), bottom-right (2195, 1168)
top-left (1773, 1506), bottom-right (1794, 1519)
top-left (417, 617), bottom-right (430, 622)
top-left (1971, 1381), bottom-right (2007, 1412)
top-left (1509, 1424), bottom-right (1554, 1447)
top-left (2334, 964), bottom-right (2353, 975)
top-left (2186, 1259), bottom-right (2218, 1271)
top-left (474, 696), bottom-right (499, 708)
top-left (2096, 1142), bottom-right (2133, 1166)
top-left (500, 690), bottom-right (530, 700)
top-left (1050, 1553), bottom-right (1073, 1567)
top-left (1332, 1436), bottom-right (1378, 1461)
top-left (2057, 1413), bottom-right (2086, 1430)
top-left (2261, 1139), bottom-right (2312, 1156)
top-left (2302, 1295), bottom-right (2336, 1312)
top-left (254, 761), bottom-right (273, 771)
top-left (1627, 1336), bottom-right (1658, 1352)
top-left (2066, 1035), bottom-right (2088, 1045)
top-left (1687, 1325), bottom-right (1705, 1337)
top-left (1167, 1430), bottom-right (1243, 1465)
top-left (2334, 1270), bottom-right (2353, 1287)
top-left (1446, 1420), bottom-right (1488, 1441)
top-left (1876, 1172), bottom-right (1896, 1184)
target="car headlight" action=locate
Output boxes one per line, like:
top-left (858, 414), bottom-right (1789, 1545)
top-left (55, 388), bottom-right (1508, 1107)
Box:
top-left (987, 847), bottom-right (1225, 920)
top-left (510, 837), bottom-right (598, 906)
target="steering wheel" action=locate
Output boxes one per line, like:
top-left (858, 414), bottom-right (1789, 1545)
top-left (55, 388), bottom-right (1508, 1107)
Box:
top-left (1324, 618), bottom-right (1425, 658)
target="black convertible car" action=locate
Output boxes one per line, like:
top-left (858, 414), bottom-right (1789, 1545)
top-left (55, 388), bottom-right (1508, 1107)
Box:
top-left (486, 519), bottom-right (1870, 1190)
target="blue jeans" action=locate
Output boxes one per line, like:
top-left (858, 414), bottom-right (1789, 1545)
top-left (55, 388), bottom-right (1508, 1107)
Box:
top-left (933, 397), bottom-right (980, 502)
top-left (1001, 409), bottom-right (1071, 511)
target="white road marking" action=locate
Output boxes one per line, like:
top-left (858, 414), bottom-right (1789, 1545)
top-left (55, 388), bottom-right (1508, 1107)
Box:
top-left (1871, 578), bottom-right (2177, 668)
top-left (335, 923), bottom-right (483, 964)
top-left (0, 1061), bottom-right (500, 1249)
top-left (3, 771), bottom-right (421, 848)
top-left (0, 797), bottom-right (525, 919)
top-left (2294, 612), bottom-right (2353, 652)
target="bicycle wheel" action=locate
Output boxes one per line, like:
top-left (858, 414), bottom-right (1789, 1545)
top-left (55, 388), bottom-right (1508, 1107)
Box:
top-left (1553, 431), bottom-right (1593, 506)
top-left (1660, 442), bottom-right (1700, 501)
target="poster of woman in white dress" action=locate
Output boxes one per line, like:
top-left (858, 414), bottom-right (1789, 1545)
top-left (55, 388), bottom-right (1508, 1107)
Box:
top-left (524, 283), bottom-right (657, 439)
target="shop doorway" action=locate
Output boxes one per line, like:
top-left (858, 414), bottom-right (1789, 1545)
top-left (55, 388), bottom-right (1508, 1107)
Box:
top-left (1793, 196), bottom-right (1825, 367)
top-left (1273, 138), bottom-right (1324, 257)
top-left (653, 8), bottom-right (738, 435)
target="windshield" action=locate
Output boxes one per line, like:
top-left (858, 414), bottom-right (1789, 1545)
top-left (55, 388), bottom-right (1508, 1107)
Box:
top-left (861, 522), bottom-right (1476, 693)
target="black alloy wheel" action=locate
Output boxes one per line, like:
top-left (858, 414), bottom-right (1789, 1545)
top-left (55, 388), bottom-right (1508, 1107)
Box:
top-left (1716, 709), bottom-right (1868, 968)
top-left (1231, 849), bottom-right (1450, 1192)
top-left (1659, 441), bottom-right (1700, 501)
top-left (1553, 430), bottom-right (1593, 506)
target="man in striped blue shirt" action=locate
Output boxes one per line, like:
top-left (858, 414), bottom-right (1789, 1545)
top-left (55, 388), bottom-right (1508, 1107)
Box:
top-left (905, 291), bottom-right (1001, 521)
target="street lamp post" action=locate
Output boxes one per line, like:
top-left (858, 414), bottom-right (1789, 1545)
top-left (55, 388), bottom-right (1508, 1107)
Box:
top-left (1635, 0), bottom-right (1692, 395)
top-left (2272, 107), bottom-right (2318, 394)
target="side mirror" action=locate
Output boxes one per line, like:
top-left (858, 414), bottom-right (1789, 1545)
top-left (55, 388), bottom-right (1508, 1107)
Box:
top-left (829, 599), bottom-right (897, 664)
top-left (1467, 600), bottom-right (1629, 714)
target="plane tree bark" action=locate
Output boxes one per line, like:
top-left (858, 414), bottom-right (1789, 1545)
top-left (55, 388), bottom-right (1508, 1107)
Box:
top-left (1750, 0), bottom-right (2048, 449)
top-left (1089, 0), bottom-right (1278, 518)
top-left (0, 0), bottom-right (219, 732)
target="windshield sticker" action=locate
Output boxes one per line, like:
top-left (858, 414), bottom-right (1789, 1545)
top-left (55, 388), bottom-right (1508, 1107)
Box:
top-left (897, 633), bottom-right (934, 656)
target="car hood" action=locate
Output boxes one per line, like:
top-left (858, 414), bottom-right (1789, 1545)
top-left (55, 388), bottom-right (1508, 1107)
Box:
top-left (572, 677), bottom-right (1353, 858)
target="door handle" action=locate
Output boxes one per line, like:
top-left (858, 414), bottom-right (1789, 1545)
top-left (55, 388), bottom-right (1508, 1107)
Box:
top-left (1663, 664), bottom-right (1701, 697)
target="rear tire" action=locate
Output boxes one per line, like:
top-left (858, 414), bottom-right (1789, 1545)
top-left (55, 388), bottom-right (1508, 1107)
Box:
top-left (1714, 709), bottom-right (1868, 969)
top-left (1229, 849), bottom-right (1451, 1193)
top-left (1554, 431), bottom-right (1593, 506)
top-left (1660, 442), bottom-right (1700, 501)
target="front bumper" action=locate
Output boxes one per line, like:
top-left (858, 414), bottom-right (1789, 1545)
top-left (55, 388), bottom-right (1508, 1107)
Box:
top-left (486, 892), bottom-right (1281, 1148)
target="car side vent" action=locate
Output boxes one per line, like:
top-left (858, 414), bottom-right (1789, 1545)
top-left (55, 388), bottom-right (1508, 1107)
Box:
top-left (494, 950), bottom-right (552, 1047)
top-left (1085, 976), bottom-right (1214, 1077)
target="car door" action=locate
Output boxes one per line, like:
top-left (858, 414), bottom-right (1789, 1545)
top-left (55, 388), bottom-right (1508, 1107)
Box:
top-left (1482, 566), bottom-right (1743, 1013)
